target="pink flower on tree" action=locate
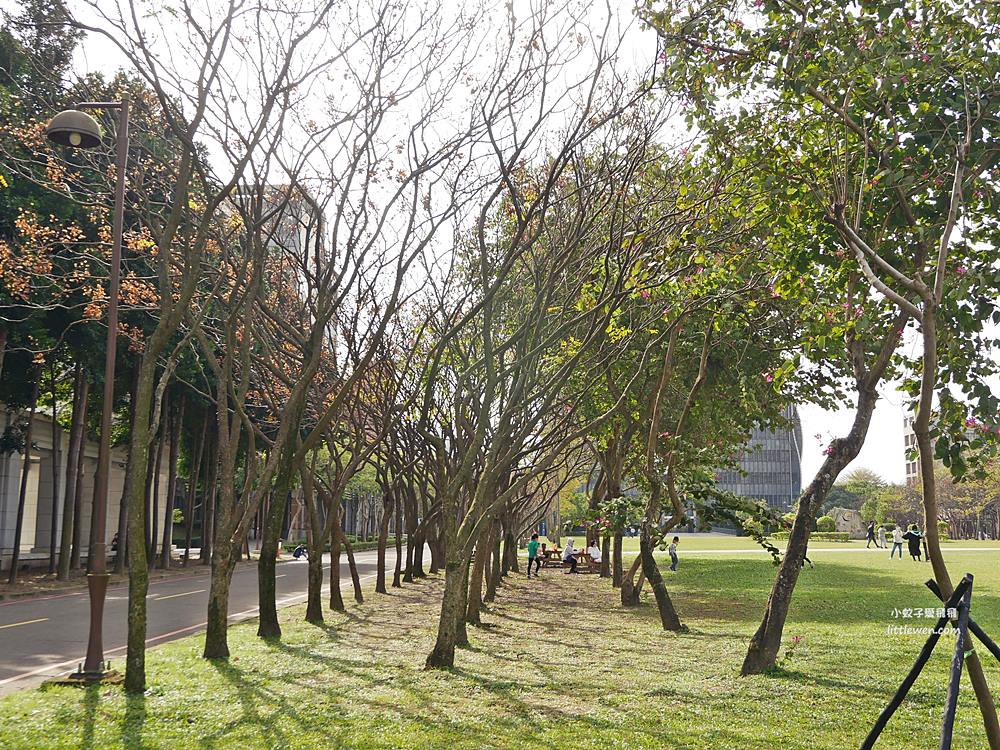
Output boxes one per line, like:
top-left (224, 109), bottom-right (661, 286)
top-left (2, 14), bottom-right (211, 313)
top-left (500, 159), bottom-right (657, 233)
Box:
top-left (955, 266), bottom-right (968, 275)
top-left (640, 289), bottom-right (652, 299)
top-left (763, 372), bottom-right (774, 383)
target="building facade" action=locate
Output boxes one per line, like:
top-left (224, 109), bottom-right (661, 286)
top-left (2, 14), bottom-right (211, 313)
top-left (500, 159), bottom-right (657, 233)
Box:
top-left (716, 404), bottom-right (803, 510)
top-left (0, 405), bottom-right (170, 572)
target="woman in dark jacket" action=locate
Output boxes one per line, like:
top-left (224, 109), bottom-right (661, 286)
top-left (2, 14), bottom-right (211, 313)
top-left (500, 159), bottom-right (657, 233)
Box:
top-left (902, 525), bottom-right (923, 561)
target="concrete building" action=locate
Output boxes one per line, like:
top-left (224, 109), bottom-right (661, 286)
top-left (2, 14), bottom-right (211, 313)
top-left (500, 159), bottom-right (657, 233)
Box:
top-left (0, 405), bottom-right (170, 573)
top-left (716, 404), bottom-right (803, 510)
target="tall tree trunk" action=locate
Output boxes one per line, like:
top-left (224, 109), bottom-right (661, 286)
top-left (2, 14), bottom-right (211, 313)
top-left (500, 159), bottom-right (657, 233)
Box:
top-left (465, 531), bottom-right (489, 625)
top-left (741, 387), bottom-right (877, 675)
top-left (58, 366), bottom-right (86, 581)
top-left (375, 492), bottom-right (392, 594)
top-left (7, 377), bottom-right (41, 584)
top-left (425, 556), bottom-right (465, 669)
top-left (612, 531), bottom-right (623, 588)
top-left (301, 467), bottom-right (324, 624)
top-left (341, 530), bottom-right (364, 604)
top-left (0, 327), bottom-right (6, 382)
top-left (183, 413), bottom-right (207, 566)
top-left (114, 366), bottom-right (140, 575)
top-left (200, 445), bottom-right (217, 565)
top-left (69, 389), bottom-right (89, 572)
top-left (392, 492), bottom-right (403, 588)
top-left (620, 554), bottom-right (643, 607)
top-left (329, 512), bottom-right (345, 612)
top-left (504, 527), bottom-right (518, 574)
top-left (640, 522), bottom-right (682, 631)
top-left (913, 314), bottom-right (1000, 746)
top-left (203, 541), bottom-right (237, 659)
top-left (599, 532), bottom-right (610, 578)
top-left (147, 407), bottom-right (166, 570)
top-left (159, 395), bottom-right (184, 569)
top-left (47, 363), bottom-right (61, 574)
top-left (484, 524), bottom-right (502, 603)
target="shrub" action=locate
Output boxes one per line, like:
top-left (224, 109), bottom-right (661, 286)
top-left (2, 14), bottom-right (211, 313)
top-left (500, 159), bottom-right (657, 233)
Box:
top-left (937, 519), bottom-right (950, 540)
top-left (771, 531), bottom-right (851, 542)
top-left (816, 515), bottom-right (836, 533)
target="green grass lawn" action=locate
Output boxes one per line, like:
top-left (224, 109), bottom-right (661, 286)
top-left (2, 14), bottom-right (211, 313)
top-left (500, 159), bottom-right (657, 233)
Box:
top-left (539, 533), bottom-right (1000, 553)
top-left (2, 548), bottom-right (1000, 748)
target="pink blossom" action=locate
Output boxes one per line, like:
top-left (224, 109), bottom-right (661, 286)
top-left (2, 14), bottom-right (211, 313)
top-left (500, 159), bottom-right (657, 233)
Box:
top-left (763, 372), bottom-right (774, 383)
top-left (640, 289), bottom-right (652, 299)
top-left (823, 446), bottom-right (833, 455)
top-left (956, 266), bottom-right (968, 275)
top-left (921, 53), bottom-right (931, 63)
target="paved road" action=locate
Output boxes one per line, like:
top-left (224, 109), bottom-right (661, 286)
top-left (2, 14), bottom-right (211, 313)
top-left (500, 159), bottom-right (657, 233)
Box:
top-left (0, 548), bottom-right (392, 695)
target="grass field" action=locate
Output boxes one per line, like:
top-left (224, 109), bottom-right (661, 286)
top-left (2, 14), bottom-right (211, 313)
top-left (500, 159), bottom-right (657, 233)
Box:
top-left (2, 546), bottom-right (1000, 749)
top-left (540, 532), bottom-right (1000, 553)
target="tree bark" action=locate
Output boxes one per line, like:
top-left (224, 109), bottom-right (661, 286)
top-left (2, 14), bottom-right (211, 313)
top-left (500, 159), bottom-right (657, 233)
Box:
top-left (612, 531), bottom-right (623, 587)
top-left (183, 411), bottom-right (207, 566)
top-left (375, 491), bottom-right (392, 594)
top-left (465, 531), bottom-right (489, 625)
top-left (425, 558), bottom-right (465, 669)
top-left (741, 387), bottom-right (877, 675)
top-left (7, 377), bottom-right (40, 584)
top-left (599, 533), bottom-right (611, 578)
top-left (114, 365), bottom-right (140, 575)
top-left (913, 313), bottom-right (1000, 747)
top-left (484, 524), bottom-right (502, 603)
top-left (69, 376), bottom-right (90, 572)
top-left (621, 554), bottom-right (643, 607)
top-left (341, 529), bottom-right (364, 604)
top-left (147, 407), bottom-right (166, 570)
top-left (640, 522), bottom-right (682, 631)
top-left (58, 365), bottom-right (85, 581)
top-left (392, 491), bottom-right (403, 588)
top-left (48, 364), bottom-right (61, 574)
top-left (159, 395), bottom-right (184, 569)
top-left (329, 511), bottom-right (345, 612)
top-left (203, 542), bottom-right (237, 659)
top-left (200, 445), bottom-right (217, 565)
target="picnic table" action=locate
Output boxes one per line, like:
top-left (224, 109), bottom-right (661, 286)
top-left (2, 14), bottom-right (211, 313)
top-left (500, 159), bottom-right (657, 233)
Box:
top-left (540, 548), bottom-right (601, 573)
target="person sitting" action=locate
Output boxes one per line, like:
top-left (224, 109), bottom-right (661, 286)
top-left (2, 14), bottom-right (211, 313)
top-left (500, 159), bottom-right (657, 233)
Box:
top-left (587, 540), bottom-right (602, 565)
top-left (562, 538), bottom-right (578, 573)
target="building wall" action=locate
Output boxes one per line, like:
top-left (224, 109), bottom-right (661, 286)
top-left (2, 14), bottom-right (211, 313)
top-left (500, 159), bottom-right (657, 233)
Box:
top-left (0, 405), bottom-right (170, 569)
top-left (716, 404), bottom-right (803, 510)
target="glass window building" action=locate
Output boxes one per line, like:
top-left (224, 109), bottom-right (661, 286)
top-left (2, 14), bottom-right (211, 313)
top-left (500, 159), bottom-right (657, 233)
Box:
top-left (716, 405), bottom-right (803, 510)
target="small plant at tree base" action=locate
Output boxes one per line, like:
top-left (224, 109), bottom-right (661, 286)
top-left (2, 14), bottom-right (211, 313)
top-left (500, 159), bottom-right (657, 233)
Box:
top-left (777, 635), bottom-right (803, 669)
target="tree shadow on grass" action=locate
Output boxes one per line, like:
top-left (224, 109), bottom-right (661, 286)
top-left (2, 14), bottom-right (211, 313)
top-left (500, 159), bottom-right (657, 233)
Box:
top-left (79, 685), bottom-right (100, 750)
top-left (121, 692), bottom-right (147, 750)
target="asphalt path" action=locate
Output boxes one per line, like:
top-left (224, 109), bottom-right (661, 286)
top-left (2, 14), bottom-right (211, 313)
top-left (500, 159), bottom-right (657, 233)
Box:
top-left (0, 548), bottom-right (392, 695)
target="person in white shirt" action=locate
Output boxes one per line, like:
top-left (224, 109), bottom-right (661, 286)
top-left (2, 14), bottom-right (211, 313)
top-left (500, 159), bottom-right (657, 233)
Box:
top-left (587, 541), bottom-right (602, 564)
top-left (562, 539), bottom-right (578, 573)
top-left (890, 527), bottom-right (904, 559)
top-left (668, 536), bottom-right (679, 571)
top-left (877, 525), bottom-right (887, 549)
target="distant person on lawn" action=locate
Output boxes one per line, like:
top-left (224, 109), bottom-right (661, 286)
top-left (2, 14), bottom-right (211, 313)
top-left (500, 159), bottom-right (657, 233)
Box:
top-left (526, 533), bottom-right (541, 578)
top-left (903, 524), bottom-right (923, 561)
top-left (562, 538), bottom-right (578, 573)
top-left (877, 525), bottom-right (887, 549)
top-left (890, 526), bottom-right (904, 559)
top-left (800, 541), bottom-right (814, 569)
top-left (587, 540), bottom-right (602, 564)
top-left (866, 521), bottom-right (878, 548)
top-left (668, 536), bottom-right (680, 571)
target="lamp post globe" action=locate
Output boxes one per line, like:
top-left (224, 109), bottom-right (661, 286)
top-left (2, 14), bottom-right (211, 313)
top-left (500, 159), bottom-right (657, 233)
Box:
top-left (44, 109), bottom-right (102, 149)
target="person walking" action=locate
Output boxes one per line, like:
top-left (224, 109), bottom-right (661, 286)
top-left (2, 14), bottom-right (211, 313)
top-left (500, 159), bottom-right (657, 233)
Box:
top-left (800, 541), bottom-right (814, 569)
top-left (526, 533), bottom-right (541, 578)
top-left (562, 538), bottom-right (579, 574)
top-left (877, 525), bottom-right (887, 549)
top-left (865, 521), bottom-right (878, 548)
top-left (903, 524), bottom-right (923, 561)
top-left (668, 536), bottom-right (680, 571)
top-left (890, 526), bottom-right (904, 559)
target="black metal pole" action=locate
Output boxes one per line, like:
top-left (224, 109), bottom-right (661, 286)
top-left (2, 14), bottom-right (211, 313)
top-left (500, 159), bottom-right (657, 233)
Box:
top-left (861, 576), bottom-right (972, 750)
top-left (926, 579), bottom-right (1000, 665)
top-left (940, 577), bottom-right (974, 749)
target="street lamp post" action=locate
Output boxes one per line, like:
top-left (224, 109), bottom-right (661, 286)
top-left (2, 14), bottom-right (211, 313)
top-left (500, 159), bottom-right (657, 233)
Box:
top-left (45, 97), bottom-right (130, 680)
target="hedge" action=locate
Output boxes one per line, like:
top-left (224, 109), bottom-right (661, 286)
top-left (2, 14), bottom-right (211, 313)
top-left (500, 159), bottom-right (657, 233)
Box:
top-left (770, 531), bottom-right (851, 542)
